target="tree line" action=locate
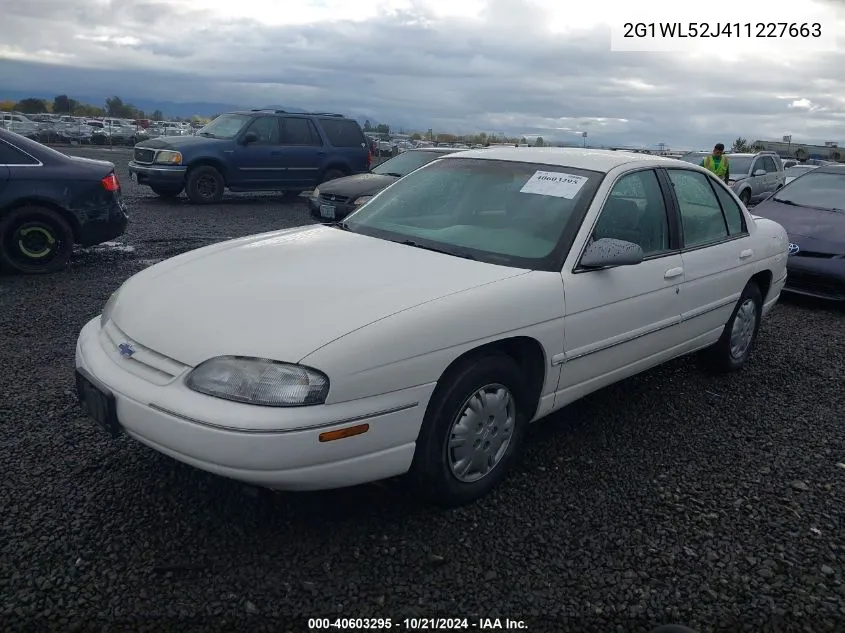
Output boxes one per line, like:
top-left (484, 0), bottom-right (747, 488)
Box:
top-left (0, 94), bottom-right (171, 121)
top-left (362, 120), bottom-right (543, 146)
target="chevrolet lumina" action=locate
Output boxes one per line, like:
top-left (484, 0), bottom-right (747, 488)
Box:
top-left (75, 148), bottom-right (789, 507)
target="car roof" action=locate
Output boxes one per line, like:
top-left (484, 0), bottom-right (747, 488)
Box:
top-left (443, 146), bottom-right (698, 173)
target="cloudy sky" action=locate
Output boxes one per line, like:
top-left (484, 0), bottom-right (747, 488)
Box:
top-left (1, 0), bottom-right (845, 149)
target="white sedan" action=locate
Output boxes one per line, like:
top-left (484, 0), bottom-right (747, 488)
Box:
top-left (75, 148), bottom-right (789, 506)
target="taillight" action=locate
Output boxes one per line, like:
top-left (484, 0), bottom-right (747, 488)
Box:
top-left (101, 172), bottom-right (120, 192)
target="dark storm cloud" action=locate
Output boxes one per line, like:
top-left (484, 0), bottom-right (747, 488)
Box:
top-left (2, 0), bottom-right (845, 148)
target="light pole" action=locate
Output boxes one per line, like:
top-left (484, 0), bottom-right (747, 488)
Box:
top-left (783, 134), bottom-right (792, 157)
top-left (582, 131), bottom-right (587, 148)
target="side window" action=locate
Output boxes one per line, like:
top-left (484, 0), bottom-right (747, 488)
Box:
top-left (667, 169), bottom-right (728, 247)
top-left (281, 118), bottom-right (320, 145)
top-left (592, 169), bottom-right (670, 257)
top-left (710, 180), bottom-right (746, 235)
top-left (0, 141), bottom-right (38, 165)
top-left (762, 157), bottom-right (777, 172)
top-left (319, 119), bottom-right (366, 148)
top-left (244, 117), bottom-right (279, 144)
top-left (751, 159), bottom-right (764, 175)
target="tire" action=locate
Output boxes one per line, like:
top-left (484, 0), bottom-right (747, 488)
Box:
top-left (150, 185), bottom-right (183, 199)
top-left (321, 169), bottom-right (346, 184)
top-left (185, 165), bottom-right (225, 204)
top-left (0, 205), bottom-right (74, 274)
top-left (701, 281), bottom-right (763, 373)
top-left (409, 352), bottom-right (530, 507)
top-left (739, 189), bottom-right (751, 206)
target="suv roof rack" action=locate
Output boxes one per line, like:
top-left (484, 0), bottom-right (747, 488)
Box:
top-left (309, 112), bottom-right (345, 117)
top-left (249, 108), bottom-right (288, 113)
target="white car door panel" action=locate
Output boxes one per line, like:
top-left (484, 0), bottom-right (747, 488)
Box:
top-left (556, 168), bottom-right (684, 406)
top-left (665, 168), bottom-right (754, 343)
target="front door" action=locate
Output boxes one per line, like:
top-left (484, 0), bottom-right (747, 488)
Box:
top-left (558, 168), bottom-right (684, 404)
top-left (663, 168), bottom-right (755, 343)
top-left (231, 116), bottom-right (285, 189)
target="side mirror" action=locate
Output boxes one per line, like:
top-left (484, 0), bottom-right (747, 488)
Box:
top-left (753, 169), bottom-right (766, 176)
top-left (242, 132), bottom-right (259, 145)
top-left (580, 238), bottom-right (644, 269)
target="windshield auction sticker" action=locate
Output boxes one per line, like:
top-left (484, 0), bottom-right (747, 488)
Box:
top-left (519, 171), bottom-right (589, 199)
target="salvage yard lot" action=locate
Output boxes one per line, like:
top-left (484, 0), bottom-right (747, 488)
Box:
top-left (1, 147), bottom-right (844, 632)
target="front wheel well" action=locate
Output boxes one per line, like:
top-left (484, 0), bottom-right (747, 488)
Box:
top-left (187, 159), bottom-right (228, 183)
top-left (749, 270), bottom-right (773, 303)
top-left (0, 199), bottom-right (81, 242)
top-left (435, 337), bottom-right (547, 421)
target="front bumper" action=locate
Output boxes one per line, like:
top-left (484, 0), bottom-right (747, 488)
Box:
top-left (784, 257), bottom-right (845, 301)
top-left (307, 195), bottom-right (358, 222)
top-left (128, 161), bottom-right (187, 188)
top-left (74, 316), bottom-right (428, 490)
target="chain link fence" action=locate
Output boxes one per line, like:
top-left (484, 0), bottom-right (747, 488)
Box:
top-left (0, 113), bottom-right (200, 148)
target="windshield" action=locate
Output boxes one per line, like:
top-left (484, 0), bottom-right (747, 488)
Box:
top-left (726, 156), bottom-right (753, 175)
top-left (372, 150), bottom-right (450, 177)
top-left (785, 166), bottom-right (816, 178)
top-left (345, 157), bottom-right (604, 270)
top-left (197, 114), bottom-right (250, 139)
top-left (775, 171), bottom-right (845, 210)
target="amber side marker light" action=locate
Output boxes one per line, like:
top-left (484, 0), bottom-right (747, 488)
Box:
top-left (319, 424), bottom-right (369, 442)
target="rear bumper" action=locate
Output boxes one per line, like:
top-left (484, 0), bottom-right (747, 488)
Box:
top-left (76, 198), bottom-right (129, 247)
top-left (784, 258), bottom-right (845, 301)
top-left (128, 161), bottom-right (187, 188)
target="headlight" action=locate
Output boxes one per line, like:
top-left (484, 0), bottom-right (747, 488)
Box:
top-left (354, 195), bottom-right (373, 205)
top-left (100, 285), bottom-right (123, 327)
top-left (154, 150), bottom-right (182, 165)
top-left (311, 187), bottom-right (320, 198)
top-left (185, 356), bottom-right (329, 407)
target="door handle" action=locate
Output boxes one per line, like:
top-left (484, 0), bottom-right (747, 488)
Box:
top-left (664, 267), bottom-right (683, 279)
top-left (739, 249), bottom-right (753, 259)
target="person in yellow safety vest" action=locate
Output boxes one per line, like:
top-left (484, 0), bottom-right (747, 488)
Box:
top-left (700, 143), bottom-right (730, 183)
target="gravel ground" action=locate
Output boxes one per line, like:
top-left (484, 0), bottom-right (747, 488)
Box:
top-left (1, 146), bottom-right (844, 633)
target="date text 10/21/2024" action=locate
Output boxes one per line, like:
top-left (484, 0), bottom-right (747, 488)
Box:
top-left (307, 617), bottom-right (528, 631)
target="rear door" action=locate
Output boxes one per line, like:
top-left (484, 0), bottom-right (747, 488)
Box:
top-left (317, 118), bottom-right (370, 174)
top-left (761, 156), bottom-right (781, 194)
top-left (277, 117), bottom-right (324, 188)
top-left (664, 168), bottom-right (754, 343)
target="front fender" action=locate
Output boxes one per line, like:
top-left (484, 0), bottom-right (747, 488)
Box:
top-left (299, 271), bottom-right (566, 404)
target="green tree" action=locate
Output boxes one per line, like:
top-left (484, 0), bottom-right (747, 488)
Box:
top-left (363, 119), bottom-right (372, 131)
top-left (53, 94), bottom-right (78, 113)
top-left (410, 132), bottom-right (422, 140)
top-left (105, 95), bottom-right (140, 118)
top-left (534, 136), bottom-right (545, 147)
top-left (731, 137), bottom-right (748, 153)
top-left (13, 98), bottom-right (48, 113)
top-left (151, 110), bottom-right (164, 121)
top-left (375, 123), bottom-right (390, 134)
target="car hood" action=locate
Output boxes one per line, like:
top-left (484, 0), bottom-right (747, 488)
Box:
top-left (753, 198), bottom-right (845, 251)
top-left (113, 225), bottom-right (529, 367)
top-left (135, 135), bottom-right (220, 150)
top-left (318, 173), bottom-right (398, 199)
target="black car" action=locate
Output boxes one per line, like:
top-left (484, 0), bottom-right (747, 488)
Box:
top-left (752, 164), bottom-right (845, 301)
top-left (308, 147), bottom-right (459, 222)
top-left (0, 129), bottom-right (128, 274)
top-left (129, 109), bottom-right (371, 204)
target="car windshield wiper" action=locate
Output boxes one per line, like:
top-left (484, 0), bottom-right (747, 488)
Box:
top-left (374, 171), bottom-right (404, 177)
top-left (773, 198), bottom-right (842, 212)
top-left (198, 132), bottom-right (216, 137)
top-left (772, 197), bottom-right (798, 205)
top-left (330, 221), bottom-right (353, 231)
top-left (398, 239), bottom-right (476, 260)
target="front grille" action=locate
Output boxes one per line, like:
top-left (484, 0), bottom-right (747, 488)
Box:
top-left (99, 321), bottom-right (190, 385)
top-left (134, 148), bottom-right (155, 164)
top-left (320, 193), bottom-right (352, 204)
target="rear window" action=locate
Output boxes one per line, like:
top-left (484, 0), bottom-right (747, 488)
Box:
top-left (0, 140), bottom-right (39, 165)
top-left (318, 118), bottom-right (366, 148)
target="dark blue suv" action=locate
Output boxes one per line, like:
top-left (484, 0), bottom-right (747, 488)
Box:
top-left (128, 109), bottom-right (371, 204)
